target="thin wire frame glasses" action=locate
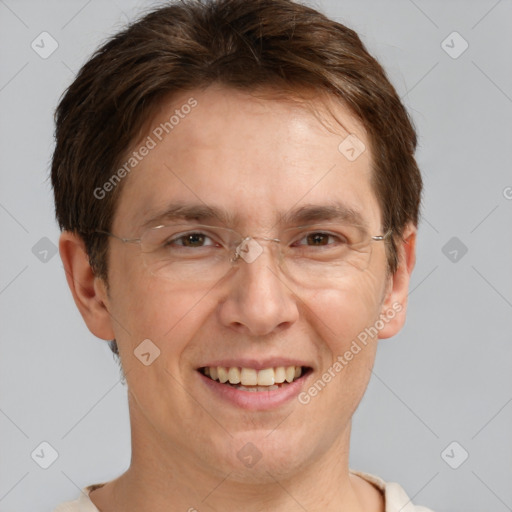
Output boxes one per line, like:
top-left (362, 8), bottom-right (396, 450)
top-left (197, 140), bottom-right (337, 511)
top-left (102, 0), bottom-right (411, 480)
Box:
top-left (96, 222), bottom-right (392, 289)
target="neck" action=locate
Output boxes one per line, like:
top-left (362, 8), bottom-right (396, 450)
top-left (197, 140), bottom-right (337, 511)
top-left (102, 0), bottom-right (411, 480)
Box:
top-left (89, 399), bottom-right (382, 512)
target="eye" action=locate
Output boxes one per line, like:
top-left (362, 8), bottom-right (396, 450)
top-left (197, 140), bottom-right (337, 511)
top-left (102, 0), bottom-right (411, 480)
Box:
top-left (294, 231), bottom-right (348, 247)
top-left (165, 231), bottom-right (217, 248)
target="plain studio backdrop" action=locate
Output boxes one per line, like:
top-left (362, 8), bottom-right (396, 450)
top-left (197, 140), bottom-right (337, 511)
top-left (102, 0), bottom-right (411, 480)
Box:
top-left (1, 1), bottom-right (511, 511)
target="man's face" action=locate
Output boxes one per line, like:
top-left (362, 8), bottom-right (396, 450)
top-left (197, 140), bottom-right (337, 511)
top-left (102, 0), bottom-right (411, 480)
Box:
top-left (101, 85), bottom-right (402, 481)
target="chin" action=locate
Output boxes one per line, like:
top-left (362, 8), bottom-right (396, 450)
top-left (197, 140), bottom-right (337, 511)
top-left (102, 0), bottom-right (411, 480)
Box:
top-left (204, 430), bottom-right (312, 484)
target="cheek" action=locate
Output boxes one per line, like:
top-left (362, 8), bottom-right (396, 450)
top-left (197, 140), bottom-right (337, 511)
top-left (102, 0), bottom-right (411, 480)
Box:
top-left (108, 270), bottom-right (215, 368)
top-left (306, 269), bottom-right (386, 349)
top-left (300, 276), bottom-right (385, 425)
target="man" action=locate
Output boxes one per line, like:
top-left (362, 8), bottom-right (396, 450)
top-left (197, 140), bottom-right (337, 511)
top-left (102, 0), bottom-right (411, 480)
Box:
top-left (52, 0), bottom-right (432, 510)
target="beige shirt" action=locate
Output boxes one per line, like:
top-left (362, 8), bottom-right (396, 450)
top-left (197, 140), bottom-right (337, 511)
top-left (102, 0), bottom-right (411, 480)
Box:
top-left (53, 470), bottom-right (435, 512)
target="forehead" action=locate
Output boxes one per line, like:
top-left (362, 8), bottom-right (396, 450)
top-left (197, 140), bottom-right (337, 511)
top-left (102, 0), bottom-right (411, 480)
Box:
top-left (112, 85), bottom-right (381, 233)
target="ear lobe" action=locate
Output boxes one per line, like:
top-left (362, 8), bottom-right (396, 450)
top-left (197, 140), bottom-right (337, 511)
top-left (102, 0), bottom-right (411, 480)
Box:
top-left (59, 231), bottom-right (115, 340)
top-left (378, 224), bottom-right (417, 339)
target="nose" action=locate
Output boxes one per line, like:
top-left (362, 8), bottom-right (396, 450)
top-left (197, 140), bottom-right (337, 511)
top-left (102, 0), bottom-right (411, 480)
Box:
top-left (217, 238), bottom-right (299, 337)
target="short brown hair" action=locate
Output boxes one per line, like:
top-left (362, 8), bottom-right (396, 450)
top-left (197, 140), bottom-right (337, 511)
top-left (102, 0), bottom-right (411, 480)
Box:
top-left (52, 0), bottom-right (421, 281)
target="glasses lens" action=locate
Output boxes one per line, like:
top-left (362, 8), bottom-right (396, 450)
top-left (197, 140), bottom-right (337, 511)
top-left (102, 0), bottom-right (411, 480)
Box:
top-left (277, 224), bottom-right (374, 289)
top-left (140, 224), bottom-right (236, 284)
top-left (139, 223), bottom-right (379, 287)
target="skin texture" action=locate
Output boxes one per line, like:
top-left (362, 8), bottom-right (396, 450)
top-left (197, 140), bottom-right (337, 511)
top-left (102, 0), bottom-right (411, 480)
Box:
top-left (60, 84), bottom-right (416, 512)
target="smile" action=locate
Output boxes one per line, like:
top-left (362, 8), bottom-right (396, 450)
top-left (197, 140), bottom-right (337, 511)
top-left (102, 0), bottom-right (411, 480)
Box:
top-left (198, 365), bottom-right (311, 391)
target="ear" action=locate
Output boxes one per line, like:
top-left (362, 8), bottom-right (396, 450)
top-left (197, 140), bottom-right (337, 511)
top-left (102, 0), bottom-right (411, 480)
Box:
top-left (59, 231), bottom-right (115, 340)
top-left (378, 223), bottom-right (417, 339)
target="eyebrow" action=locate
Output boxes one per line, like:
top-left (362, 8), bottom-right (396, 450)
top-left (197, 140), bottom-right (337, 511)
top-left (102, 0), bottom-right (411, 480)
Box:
top-left (140, 201), bottom-right (369, 232)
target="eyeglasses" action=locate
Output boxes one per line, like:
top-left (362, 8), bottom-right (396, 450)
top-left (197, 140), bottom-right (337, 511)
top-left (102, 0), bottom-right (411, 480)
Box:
top-left (96, 223), bottom-right (392, 289)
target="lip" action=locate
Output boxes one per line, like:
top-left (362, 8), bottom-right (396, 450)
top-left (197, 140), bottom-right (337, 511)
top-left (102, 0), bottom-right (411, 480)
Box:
top-left (197, 367), bottom-right (312, 411)
top-left (197, 358), bottom-right (313, 371)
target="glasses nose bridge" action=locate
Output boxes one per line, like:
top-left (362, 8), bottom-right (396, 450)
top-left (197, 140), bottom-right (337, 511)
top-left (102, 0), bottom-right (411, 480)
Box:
top-left (230, 234), bottom-right (283, 265)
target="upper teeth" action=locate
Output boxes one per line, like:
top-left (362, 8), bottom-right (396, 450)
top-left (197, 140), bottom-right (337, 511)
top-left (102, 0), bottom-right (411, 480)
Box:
top-left (203, 366), bottom-right (303, 386)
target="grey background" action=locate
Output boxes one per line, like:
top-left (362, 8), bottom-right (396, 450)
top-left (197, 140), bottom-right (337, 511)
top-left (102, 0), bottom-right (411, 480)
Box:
top-left (0, 0), bottom-right (511, 510)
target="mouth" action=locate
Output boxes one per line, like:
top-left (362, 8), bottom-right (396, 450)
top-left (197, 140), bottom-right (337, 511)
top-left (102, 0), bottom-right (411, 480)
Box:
top-left (198, 365), bottom-right (312, 392)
